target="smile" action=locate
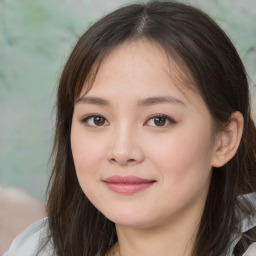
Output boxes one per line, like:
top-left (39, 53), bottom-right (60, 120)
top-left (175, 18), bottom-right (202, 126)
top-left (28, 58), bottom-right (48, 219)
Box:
top-left (103, 176), bottom-right (156, 194)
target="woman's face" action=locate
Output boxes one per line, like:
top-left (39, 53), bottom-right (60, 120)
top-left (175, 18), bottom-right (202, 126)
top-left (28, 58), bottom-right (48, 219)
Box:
top-left (71, 40), bottom-right (219, 229)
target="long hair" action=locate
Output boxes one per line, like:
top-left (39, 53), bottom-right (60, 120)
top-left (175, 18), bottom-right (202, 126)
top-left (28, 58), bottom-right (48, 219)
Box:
top-left (46, 1), bottom-right (256, 255)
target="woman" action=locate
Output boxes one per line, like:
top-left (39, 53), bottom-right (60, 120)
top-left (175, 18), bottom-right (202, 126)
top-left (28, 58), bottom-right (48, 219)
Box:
top-left (4, 1), bottom-right (256, 256)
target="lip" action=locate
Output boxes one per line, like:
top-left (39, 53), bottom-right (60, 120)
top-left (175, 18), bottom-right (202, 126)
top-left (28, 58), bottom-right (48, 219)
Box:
top-left (103, 175), bottom-right (156, 194)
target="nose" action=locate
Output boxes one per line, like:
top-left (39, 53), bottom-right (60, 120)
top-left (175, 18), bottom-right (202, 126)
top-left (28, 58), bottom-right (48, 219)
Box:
top-left (108, 126), bottom-right (145, 166)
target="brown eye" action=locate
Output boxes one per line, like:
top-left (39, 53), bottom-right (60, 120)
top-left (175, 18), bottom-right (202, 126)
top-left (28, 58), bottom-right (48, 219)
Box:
top-left (93, 116), bottom-right (105, 126)
top-left (82, 115), bottom-right (109, 127)
top-left (153, 117), bottom-right (166, 126)
top-left (146, 115), bottom-right (176, 127)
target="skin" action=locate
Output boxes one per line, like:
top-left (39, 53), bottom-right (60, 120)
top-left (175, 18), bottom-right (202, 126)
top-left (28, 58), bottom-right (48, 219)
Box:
top-left (71, 40), bottom-right (243, 256)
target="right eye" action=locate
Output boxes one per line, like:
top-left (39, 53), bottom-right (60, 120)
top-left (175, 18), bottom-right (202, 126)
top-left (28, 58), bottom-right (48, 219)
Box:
top-left (81, 115), bottom-right (109, 127)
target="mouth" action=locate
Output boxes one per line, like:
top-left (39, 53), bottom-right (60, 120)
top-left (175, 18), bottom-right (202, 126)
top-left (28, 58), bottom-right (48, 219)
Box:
top-left (103, 175), bottom-right (156, 194)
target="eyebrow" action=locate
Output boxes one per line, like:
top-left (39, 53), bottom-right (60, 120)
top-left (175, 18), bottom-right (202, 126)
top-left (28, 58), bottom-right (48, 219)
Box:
top-left (76, 96), bottom-right (111, 106)
top-left (76, 96), bottom-right (186, 107)
top-left (138, 96), bottom-right (186, 107)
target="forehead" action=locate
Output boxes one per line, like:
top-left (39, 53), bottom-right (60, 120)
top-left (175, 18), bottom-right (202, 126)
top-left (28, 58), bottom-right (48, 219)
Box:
top-left (79, 40), bottom-right (198, 99)
top-left (76, 40), bottom-right (212, 128)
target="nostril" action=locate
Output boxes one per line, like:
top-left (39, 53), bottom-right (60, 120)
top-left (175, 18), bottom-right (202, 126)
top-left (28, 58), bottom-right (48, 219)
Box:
top-left (110, 158), bottom-right (117, 164)
top-left (109, 157), bottom-right (136, 166)
top-left (127, 159), bottom-right (136, 163)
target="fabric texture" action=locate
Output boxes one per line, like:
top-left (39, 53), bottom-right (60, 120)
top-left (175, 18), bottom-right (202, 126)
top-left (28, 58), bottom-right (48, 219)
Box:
top-left (3, 193), bottom-right (256, 256)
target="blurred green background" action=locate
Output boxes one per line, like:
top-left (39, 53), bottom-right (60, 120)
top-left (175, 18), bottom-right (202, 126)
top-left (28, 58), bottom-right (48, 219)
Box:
top-left (1, 0), bottom-right (255, 202)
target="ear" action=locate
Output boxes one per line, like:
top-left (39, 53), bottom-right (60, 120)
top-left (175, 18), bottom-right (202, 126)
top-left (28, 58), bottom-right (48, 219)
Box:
top-left (212, 111), bottom-right (244, 168)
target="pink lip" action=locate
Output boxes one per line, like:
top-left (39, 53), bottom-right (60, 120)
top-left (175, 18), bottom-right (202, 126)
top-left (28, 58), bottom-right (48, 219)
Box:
top-left (103, 176), bottom-right (156, 194)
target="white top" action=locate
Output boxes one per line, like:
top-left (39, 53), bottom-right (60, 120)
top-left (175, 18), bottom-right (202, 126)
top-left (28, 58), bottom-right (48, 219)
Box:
top-left (4, 193), bottom-right (256, 256)
top-left (3, 217), bottom-right (53, 256)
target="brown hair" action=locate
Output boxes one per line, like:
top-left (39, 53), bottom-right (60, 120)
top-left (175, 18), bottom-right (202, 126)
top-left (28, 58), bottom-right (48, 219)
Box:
top-left (45, 1), bottom-right (256, 255)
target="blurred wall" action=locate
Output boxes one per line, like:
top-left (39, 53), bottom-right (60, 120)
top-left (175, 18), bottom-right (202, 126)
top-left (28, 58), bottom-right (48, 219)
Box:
top-left (0, 0), bottom-right (255, 201)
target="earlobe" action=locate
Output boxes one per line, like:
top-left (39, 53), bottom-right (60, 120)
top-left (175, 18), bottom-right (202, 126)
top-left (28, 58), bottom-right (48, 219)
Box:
top-left (212, 111), bottom-right (244, 168)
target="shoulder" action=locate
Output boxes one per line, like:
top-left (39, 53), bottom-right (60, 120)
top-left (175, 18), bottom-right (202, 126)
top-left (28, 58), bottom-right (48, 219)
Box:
top-left (3, 217), bottom-right (54, 256)
top-left (237, 193), bottom-right (256, 233)
top-left (0, 187), bottom-right (45, 254)
top-left (232, 193), bottom-right (256, 256)
top-left (242, 243), bottom-right (256, 255)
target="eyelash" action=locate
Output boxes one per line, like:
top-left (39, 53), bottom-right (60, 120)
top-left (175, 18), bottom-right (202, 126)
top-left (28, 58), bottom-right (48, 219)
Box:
top-left (81, 114), bottom-right (109, 127)
top-left (81, 114), bottom-right (176, 128)
top-left (145, 114), bottom-right (176, 127)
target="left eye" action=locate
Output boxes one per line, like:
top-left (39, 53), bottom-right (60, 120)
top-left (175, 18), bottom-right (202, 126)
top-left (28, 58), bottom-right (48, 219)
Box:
top-left (81, 115), bottom-right (109, 127)
top-left (145, 115), bottom-right (176, 127)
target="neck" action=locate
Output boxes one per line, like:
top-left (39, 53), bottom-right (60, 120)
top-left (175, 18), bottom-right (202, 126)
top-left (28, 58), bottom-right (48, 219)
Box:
top-left (115, 214), bottom-right (200, 256)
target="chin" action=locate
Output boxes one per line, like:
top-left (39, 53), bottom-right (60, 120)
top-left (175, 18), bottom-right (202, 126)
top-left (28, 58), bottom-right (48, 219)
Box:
top-left (101, 209), bottom-right (160, 228)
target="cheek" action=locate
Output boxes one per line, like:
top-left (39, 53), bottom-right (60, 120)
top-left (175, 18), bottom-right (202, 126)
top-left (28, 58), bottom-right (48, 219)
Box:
top-left (145, 128), bottom-right (214, 215)
top-left (147, 125), bottom-right (214, 184)
top-left (71, 126), bottom-right (108, 203)
top-left (70, 124), bottom-right (106, 181)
